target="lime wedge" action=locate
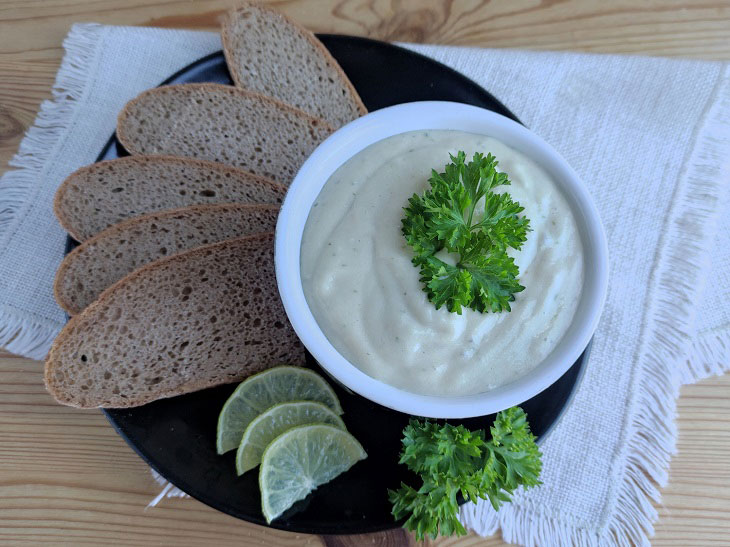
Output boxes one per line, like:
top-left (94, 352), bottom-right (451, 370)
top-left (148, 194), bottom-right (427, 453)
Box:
top-left (259, 424), bottom-right (366, 523)
top-left (216, 366), bottom-right (343, 454)
top-left (236, 401), bottom-right (346, 475)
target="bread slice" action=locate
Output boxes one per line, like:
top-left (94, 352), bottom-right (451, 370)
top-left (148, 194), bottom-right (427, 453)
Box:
top-left (221, 2), bottom-right (367, 128)
top-left (45, 233), bottom-right (304, 408)
top-left (54, 155), bottom-right (286, 241)
top-left (54, 203), bottom-right (279, 316)
top-left (116, 83), bottom-right (334, 184)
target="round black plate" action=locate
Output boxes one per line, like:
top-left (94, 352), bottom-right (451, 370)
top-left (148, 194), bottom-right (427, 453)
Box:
top-left (77, 35), bottom-right (588, 535)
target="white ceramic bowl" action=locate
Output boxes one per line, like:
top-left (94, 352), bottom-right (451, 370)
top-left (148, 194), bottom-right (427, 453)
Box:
top-left (275, 101), bottom-right (608, 418)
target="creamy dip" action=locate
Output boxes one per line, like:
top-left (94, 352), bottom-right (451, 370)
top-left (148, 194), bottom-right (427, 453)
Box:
top-left (300, 130), bottom-right (583, 396)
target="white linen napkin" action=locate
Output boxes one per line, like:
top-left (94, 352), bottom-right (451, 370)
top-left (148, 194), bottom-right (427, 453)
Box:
top-left (1, 24), bottom-right (728, 546)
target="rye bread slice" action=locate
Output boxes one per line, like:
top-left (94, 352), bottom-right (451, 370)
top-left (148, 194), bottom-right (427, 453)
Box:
top-left (221, 2), bottom-right (367, 128)
top-left (55, 203), bottom-right (279, 316)
top-left (54, 155), bottom-right (286, 241)
top-left (45, 233), bottom-right (304, 408)
top-left (116, 83), bottom-right (334, 184)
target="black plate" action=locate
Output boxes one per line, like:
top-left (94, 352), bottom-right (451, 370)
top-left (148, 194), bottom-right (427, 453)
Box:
top-left (75, 35), bottom-right (588, 535)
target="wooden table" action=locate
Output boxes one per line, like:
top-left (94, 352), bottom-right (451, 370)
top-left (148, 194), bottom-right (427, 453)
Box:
top-left (1, 1), bottom-right (729, 545)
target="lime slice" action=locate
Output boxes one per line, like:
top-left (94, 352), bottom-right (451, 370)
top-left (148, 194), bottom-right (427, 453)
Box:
top-left (236, 401), bottom-right (346, 475)
top-left (216, 366), bottom-right (343, 454)
top-left (259, 424), bottom-right (366, 523)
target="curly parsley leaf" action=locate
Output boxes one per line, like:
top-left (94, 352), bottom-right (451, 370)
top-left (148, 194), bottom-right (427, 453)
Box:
top-left (463, 249), bottom-right (523, 314)
top-left (419, 257), bottom-right (473, 313)
top-left (388, 407), bottom-right (542, 541)
top-left (402, 151), bottom-right (530, 314)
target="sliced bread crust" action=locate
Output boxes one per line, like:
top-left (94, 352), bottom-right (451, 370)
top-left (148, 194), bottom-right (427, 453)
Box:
top-left (54, 203), bottom-right (280, 315)
top-left (45, 233), bottom-right (304, 408)
top-left (54, 155), bottom-right (286, 241)
top-left (116, 83), bottom-right (334, 184)
top-left (221, 2), bottom-right (367, 128)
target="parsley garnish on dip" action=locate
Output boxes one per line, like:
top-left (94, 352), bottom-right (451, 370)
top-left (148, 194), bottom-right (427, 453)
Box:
top-left (300, 130), bottom-right (583, 396)
top-left (402, 150), bottom-right (530, 314)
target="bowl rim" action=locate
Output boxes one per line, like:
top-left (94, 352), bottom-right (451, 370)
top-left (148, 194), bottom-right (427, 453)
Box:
top-left (275, 101), bottom-right (608, 418)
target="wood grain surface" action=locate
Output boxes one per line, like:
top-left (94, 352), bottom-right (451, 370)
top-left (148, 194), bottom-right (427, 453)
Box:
top-left (1, 1), bottom-right (729, 545)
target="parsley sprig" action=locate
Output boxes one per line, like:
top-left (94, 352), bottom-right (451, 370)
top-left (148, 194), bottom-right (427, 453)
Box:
top-left (388, 407), bottom-right (542, 541)
top-left (402, 151), bottom-right (530, 314)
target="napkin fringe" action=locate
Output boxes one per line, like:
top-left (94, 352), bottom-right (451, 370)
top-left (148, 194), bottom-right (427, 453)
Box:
top-left (461, 65), bottom-right (730, 547)
top-left (0, 307), bottom-right (61, 360)
top-left (674, 68), bottom-right (730, 384)
top-left (0, 23), bottom-right (102, 358)
top-left (147, 469), bottom-right (188, 508)
top-left (684, 328), bottom-right (730, 383)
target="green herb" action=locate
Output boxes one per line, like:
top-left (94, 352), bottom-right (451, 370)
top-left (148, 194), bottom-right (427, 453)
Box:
top-left (388, 407), bottom-right (542, 541)
top-left (401, 151), bottom-right (530, 314)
